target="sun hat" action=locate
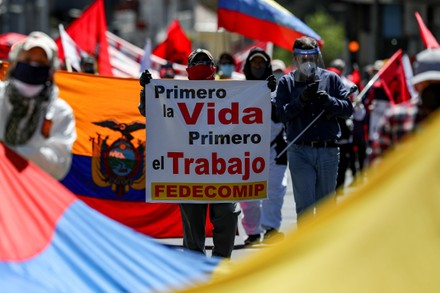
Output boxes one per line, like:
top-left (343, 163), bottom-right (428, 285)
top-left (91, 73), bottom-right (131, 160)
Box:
top-left (412, 48), bottom-right (440, 85)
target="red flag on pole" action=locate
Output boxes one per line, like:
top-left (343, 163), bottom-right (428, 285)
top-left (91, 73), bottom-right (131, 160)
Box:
top-left (55, 0), bottom-right (112, 75)
top-left (58, 24), bottom-right (87, 72)
top-left (376, 49), bottom-right (411, 104)
top-left (152, 20), bottom-right (192, 65)
top-left (415, 12), bottom-right (440, 49)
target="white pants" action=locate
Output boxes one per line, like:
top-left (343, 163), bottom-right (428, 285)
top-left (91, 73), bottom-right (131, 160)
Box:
top-left (240, 162), bottom-right (288, 235)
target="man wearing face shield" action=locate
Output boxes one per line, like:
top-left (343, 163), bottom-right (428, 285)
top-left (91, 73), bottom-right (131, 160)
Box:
top-left (0, 31), bottom-right (76, 180)
top-left (138, 48), bottom-right (240, 258)
top-left (274, 36), bottom-right (354, 221)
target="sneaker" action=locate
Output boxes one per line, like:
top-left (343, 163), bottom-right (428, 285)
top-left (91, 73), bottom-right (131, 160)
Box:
top-left (262, 228), bottom-right (284, 244)
top-left (244, 234), bottom-right (261, 247)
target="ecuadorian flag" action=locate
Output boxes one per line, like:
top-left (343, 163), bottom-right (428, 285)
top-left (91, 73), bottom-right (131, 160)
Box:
top-left (55, 71), bottom-right (213, 238)
top-left (0, 143), bottom-right (220, 292)
top-left (218, 0), bottom-right (322, 50)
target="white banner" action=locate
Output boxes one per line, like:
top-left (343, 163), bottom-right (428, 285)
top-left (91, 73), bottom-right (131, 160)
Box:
top-left (145, 80), bottom-right (271, 203)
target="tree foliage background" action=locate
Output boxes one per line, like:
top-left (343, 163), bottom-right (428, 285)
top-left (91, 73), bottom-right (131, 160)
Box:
top-left (273, 9), bottom-right (346, 69)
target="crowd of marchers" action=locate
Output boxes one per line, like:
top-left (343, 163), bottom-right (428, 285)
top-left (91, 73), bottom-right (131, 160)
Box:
top-left (1, 31), bottom-right (439, 258)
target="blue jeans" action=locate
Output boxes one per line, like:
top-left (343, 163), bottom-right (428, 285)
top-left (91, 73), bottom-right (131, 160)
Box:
top-left (287, 144), bottom-right (339, 217)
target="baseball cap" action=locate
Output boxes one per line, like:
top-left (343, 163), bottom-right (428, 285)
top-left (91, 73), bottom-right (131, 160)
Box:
top-left (271, 59), bottom-right (286, 72)
top-left (22, 32), bottom-right (57, 61)
top-left (249, 52), bottom-right (268, 62)
top-left (412, 48), bottom-right (440, 85)
top-left (188, 48), bottom-right (214, 66)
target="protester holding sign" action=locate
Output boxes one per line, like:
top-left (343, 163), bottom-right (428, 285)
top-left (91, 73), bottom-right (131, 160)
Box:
top-left (240, 48), bottom-right (288, 246)
top-left (274, 36), bottom-right (353, 220)
top-left (138, 48), bottom-right (241, 258)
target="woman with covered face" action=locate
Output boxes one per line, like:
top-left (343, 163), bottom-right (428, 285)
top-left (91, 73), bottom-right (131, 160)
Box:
top-left (0, 31), bottom-right (76, 180)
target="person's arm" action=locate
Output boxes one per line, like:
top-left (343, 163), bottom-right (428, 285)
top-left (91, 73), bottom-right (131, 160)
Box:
top-left (274, 75), bottom-right (304, 123)
top-left (14, 98), bottom-right (77, 180)
top-left (315, 73), bottom-right (354, 119)
top-left (138, 70), bottom-right (152, 117)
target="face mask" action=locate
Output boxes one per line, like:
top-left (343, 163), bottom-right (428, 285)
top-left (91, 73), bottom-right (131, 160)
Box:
top-left (186, 65), bottom-right (216, 80)
top-left (251, 67), bottom-right (266, 79)
top-left (219, 64), bottom-right (234, 77)
top-left (11, 62), bottom-right (50, 85)
top-left (299, 61), bottom-right (317, 78)
top-left (10, 79), bottom-right (45, 98)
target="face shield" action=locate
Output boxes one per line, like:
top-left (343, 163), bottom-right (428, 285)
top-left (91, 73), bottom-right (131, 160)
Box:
top-left (293, 47), bottom-right (324, 83)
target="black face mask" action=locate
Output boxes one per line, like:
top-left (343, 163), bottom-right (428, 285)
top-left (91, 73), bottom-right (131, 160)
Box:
top-left (11, 62), bottom-right (50, 85)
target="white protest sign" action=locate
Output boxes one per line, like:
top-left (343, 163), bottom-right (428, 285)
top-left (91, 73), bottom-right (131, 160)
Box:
top-left (145, 79), bottom-right (271, 203)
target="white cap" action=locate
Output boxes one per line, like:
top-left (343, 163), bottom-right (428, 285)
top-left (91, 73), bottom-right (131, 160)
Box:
top-left (21, 32), bottom-right (58, 65)
top-left (250, 52), bottom-right (268, 62)
top-left (271, 59), bottom-right (286, 72)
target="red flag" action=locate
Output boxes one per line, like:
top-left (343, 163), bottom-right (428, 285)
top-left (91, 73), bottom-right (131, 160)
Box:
top-left (58, 24), bottom-right (87, 72)
top-left (0, 32), bottom-right (26, 59)
top-left (55, 0), bottom-right (112, 75)
top-left (377, 49), bottom-right (411, 104)
top-left (415, 12), bottom-right (440, 49)
top-left (152, 20), bottom-right (192, 65)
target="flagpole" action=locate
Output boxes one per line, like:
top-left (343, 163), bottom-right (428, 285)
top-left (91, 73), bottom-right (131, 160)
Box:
top-left (266, 42), bottom-right (273, 58)
top-left (65, 58), bottom-right (73, 72)
top-left (353, 73), bottom-right (379, 105)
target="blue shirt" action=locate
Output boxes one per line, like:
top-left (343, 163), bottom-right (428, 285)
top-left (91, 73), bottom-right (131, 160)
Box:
top-left (274, 68), bottom-right (354, 143)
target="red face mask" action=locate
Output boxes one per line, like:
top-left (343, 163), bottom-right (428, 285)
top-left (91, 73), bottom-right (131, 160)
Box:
top-left (186, 65), bottom-right (216, 80)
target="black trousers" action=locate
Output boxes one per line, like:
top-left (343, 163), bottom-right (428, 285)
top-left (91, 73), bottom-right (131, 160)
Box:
top-left (179, 203), bottom-right (240, 258)
top-left (337, 143), bottom-right (356, 189)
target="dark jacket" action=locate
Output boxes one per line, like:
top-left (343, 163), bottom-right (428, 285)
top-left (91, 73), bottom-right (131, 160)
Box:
top-left (275, 68), bottom-right (354, 143)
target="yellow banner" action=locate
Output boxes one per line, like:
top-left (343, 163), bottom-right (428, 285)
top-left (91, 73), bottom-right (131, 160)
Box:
top-left (178, 110), bottom-right (440, 292)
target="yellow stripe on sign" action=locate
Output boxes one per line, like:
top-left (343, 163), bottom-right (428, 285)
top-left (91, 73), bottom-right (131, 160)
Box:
top-left (151, 181), bottom-right (267, 201)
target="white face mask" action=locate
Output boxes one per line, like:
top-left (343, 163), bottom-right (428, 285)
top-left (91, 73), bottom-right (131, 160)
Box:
top-left (11, 79), bottom-right (45, 98)
top-left (299, 62), bottom-right (317, 78)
